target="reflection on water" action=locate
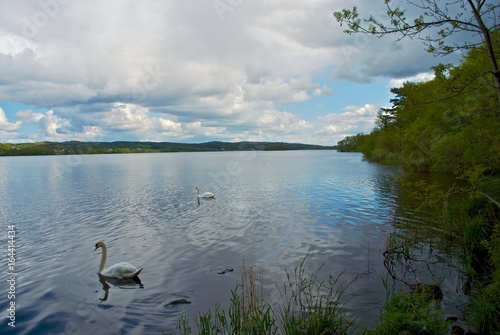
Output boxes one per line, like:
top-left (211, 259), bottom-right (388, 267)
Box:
top-left (0, 151), bottom-right (463, 334)
top-left (98, 274), bottom-right (144, 302)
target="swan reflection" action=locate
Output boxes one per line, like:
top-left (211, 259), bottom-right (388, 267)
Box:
top-left (197, 195), bottom-right (216, 207)
top-left (98, 273), bottom-right (144, 301)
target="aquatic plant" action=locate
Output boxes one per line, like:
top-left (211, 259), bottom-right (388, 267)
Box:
top-left (173, 258), bottom-right (359, 335)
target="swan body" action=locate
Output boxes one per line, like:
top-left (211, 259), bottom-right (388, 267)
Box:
top-left (94, 241), bottom-right (143, 279)
top-left (196, 186), bottom-right (215, 198)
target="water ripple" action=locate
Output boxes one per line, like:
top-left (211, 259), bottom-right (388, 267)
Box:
top-left (0, 152), bottom-right (461, 333)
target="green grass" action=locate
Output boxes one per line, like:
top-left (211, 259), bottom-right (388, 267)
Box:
top-left (367, 289), bottom-right (449, 335)
top-left (467, 281), bottom-right (500, 335)
top-left (466, 210), bottom-right (500, 335)
top-left (276, 259), bottom-right (358, 335)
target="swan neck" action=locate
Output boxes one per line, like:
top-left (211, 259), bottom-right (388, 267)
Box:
top-left (99, 244), bottom-right (107, 273)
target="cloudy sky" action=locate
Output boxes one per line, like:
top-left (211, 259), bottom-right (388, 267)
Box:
top-left (0, 0), bottom-right (459, 145)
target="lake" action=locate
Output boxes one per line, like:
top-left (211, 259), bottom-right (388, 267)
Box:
top-left (0, 151), bottom-right (465, 334)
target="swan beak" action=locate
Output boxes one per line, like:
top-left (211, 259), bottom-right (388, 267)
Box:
top-left (94, 244), bottom-right (99, 251)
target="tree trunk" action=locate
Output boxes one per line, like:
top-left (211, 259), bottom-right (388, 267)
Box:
top-left (467, 0), bottom-right (500, 109)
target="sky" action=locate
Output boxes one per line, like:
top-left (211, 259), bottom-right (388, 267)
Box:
top-left (0, 0), bottom-right (461, 145)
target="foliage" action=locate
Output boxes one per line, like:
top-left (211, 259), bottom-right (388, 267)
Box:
top-left (276, 259), bottom-right (358, 335)
top-left (368, 290), bottom-right (449, 335)
top-left (336, 33), bottom-right (500, 178)
top-left (333, 1), bottom-right (499, 53)
top-left (333, 0), bottom-right (500, 105)
top-left (0, 141), bottom-right (334, 156)
top-left (373, 170), bottom-right (500, 333)
top-left (336, 133), bottom-right (368, 152)
top-left (465, 178), bottom-right (500, 334)
top-left (468, 281), bottom-right (500, 335)
top-left (264, 144), bottom-right (289, 151)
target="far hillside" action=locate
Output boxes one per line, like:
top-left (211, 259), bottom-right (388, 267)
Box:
top-left (0, 141), bottom-right (335, 156)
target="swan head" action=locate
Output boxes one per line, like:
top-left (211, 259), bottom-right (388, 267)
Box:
top-left (94, 240), bottom-right (106, 251)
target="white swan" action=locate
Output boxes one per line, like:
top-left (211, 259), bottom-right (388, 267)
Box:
top-left (94, 241), bottom-right (143, 279)
top-left (196, 186), bottom-right (215, 198)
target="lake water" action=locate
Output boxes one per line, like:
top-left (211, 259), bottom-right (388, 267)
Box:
top-left (0, 151), bottom-right (465, 334)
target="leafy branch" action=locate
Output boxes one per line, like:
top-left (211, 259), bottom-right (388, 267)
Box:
top-left (333, 0), bottom-right (500, 107)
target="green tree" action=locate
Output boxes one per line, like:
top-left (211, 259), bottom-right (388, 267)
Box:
top-left (336, 134), bottom-right (367, 152)
top-left (336, 38), bottom-right (499, 175)
top-left (333, 0), bottom-right (500, 107)
top-left (374, 107), bottom-right (397, 130)
top-left (264, 143), bottom-right (288, 151)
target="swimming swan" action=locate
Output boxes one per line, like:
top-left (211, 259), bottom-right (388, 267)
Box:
top-left (94, 241), bottom-right (143, 279)
top-left (196, 186), bottom-right (215, 198)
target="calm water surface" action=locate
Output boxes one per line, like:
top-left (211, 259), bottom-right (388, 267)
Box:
top-left (0, 151), bottom-right (464, 334)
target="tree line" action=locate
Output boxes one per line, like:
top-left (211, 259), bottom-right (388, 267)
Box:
top-left (0, 141), bottom-right (333, 156)
top-left (337, 31), bottom-right (499, 180)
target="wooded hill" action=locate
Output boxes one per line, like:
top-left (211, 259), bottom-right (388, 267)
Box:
top-left (0, 141), bottom-right (334, 156)
top-left (336, 32), bottom-right (500, 179)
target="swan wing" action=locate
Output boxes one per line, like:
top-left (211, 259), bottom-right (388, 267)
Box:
top-left (101, 262), bottom-right (142, 279)
top-left (122, 267), bottom-right (143, 279)
top-left (200, 192), bottom-right (215, 198)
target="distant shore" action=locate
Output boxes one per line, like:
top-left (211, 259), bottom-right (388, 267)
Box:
top-left (0, 140), bottom-right (336, 156)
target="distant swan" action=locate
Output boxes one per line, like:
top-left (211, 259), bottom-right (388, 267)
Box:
top-left (196, 186), bottom-right (215, 198)
top-left (94, 241), bottom-right (143, 279)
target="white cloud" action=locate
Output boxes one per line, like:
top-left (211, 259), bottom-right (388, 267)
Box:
top-left (313, 85), bottom-right (334, 96)
top-left (388, 72), bottom-right (435, 89)
top-left (0, 108), bottom-right (23, 143)
top-left (319, 104), bottom-right (379, 139)
top-left (0, 107), bottom-right (22, 131)
top-left (0, 0), bottom-right (460, 144)
top-left (185, 121), bottom-right (226, 137)
top-left (257, 110), bottom-right (313, 133)
top-left (80, 125), bottom-right (104, 140)
top-left (244, 78), bottom-right (309, 103)
top-left (15, 109), bottom-right (102, 141)
top-left (0, 32), bottom-right (37, 57)
top-left (99, 103), bottom-right (184, 139)
top-left (42, 110), bottom-right (70, 138)
top-left (0, 0), bottom-right (347, 110)
top-left (101, 103), bottom-right (149, 132)
top-left (155, 119), bottom-right (183, 135)
top-left (16, 109), bottom-right (43, 123)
